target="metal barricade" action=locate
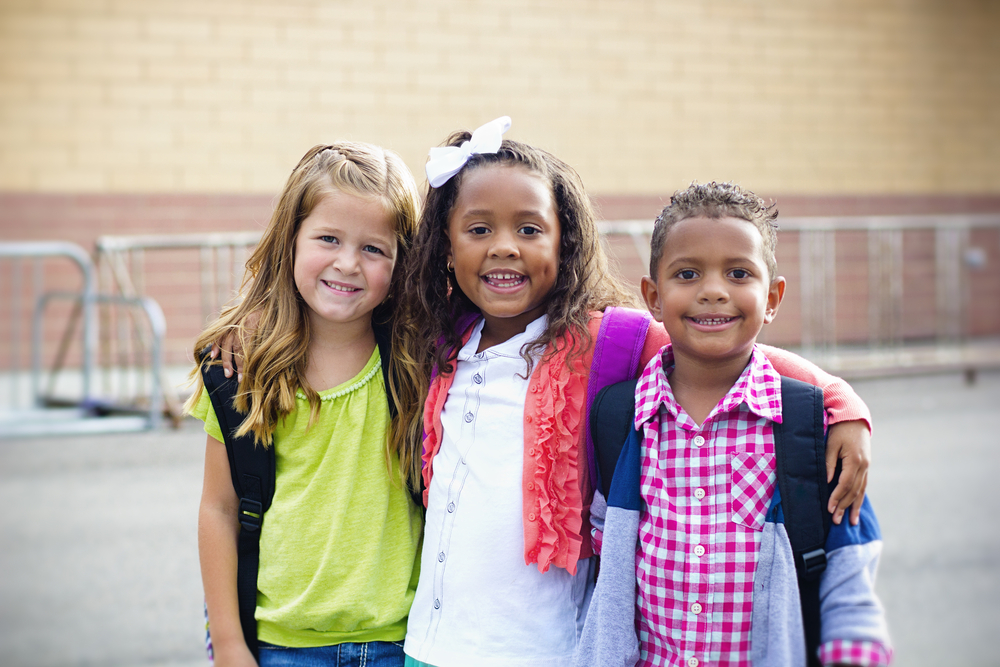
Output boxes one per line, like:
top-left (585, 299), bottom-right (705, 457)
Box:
top-left (0, 241), bottom-right (165, 437)
top-left (599, 214), bottom-right (1000, 378)
top-left (94, 232), bottom-right (262, 419)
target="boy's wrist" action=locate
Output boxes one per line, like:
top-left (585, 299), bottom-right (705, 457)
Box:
top-left (819, 638), bottom-right (893, 666)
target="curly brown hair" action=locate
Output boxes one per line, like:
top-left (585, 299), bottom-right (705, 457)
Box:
top-left (394, 132), bottom-right (641, 456)
top-left (650, 182), bottom-right (779, 281)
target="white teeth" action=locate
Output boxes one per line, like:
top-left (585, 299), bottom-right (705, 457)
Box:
top-left (323, 281), bottom-right (358, 292)
top-left (694, 317), bottom-right (733, 325)
top-left (486, 273), bottom-right (523, 282)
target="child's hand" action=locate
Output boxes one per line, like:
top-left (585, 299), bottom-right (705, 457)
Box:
top-left (208, 311), bottom-right (261, 382)
top-left (210, 333), bottom-right (244, 381)
top-left (211, 641), bottom-right (258, 667)
top-left (825, 419), bottom-right (871, 526)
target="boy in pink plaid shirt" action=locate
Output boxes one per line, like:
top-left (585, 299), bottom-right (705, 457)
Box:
top-left (577, 183), bottom-right (892, 667)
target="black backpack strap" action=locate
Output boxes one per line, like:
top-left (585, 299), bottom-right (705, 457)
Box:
top-left (774, 376), bottom-right (836, 667)
top-left (590, 378), bottom-right (639, 499)
top-left (199, 349), bottom-right (274, 659)
top-left (373, 319), bottom-right (397, 420)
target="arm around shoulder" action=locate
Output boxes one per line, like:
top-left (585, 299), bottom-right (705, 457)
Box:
top-left (757, 344), bottom-right (871, 429)
top-left (759, 344), bottom-right (873, 524)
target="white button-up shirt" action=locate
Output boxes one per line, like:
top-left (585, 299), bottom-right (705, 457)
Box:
top-left (405, 316), bottom-right (592, 667)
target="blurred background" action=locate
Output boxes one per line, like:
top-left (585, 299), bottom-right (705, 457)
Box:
top-left (0, 1), bottom-right (998, 665)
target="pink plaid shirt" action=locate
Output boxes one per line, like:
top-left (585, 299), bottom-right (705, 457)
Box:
top-left (635, 345), bottom-right (781, 667)
top-left (633, 345), bottom-right (889, 667)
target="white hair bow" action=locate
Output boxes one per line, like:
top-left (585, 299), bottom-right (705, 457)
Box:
top-left (425, 116), bottom-right (512, 188)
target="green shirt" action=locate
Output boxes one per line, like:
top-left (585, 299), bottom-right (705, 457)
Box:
top-left (192, 348), bottom-right (422, 647)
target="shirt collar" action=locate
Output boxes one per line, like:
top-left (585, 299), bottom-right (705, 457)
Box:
top-left (458, 314), bottom-right (548, 362)
top-left (634, 343), bottom-right (783, 429)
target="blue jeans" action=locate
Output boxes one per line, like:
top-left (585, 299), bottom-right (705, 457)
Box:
top-left (257, 641), bottom-right (405, 667)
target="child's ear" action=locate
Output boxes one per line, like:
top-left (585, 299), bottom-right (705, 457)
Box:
top-left (444, 234), bottom-right (454, 268)
top-left (640, 275), bottom-right (664, 322)
top-left (763, 276), bottom-right (786, 324)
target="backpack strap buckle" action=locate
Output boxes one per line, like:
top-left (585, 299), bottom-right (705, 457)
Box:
top-left (799, 547), bottom-right (827, 579)
top-left (239, 498), bottom-right (263, 532)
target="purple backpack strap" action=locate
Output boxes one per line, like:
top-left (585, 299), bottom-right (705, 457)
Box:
top-left (428, 311), bottom-right (481, 386)
top-left (584, 307), bottom-right (652, 492)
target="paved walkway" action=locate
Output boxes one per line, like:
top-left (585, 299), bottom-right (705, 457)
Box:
top-left (1, 371), bottom-right (998, 666)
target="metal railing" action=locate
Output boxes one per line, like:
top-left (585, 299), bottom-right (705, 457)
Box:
top-left (96, 232), bottom-right (261, 330)
top-left (0, 241), bottom-right (166, 436)
top-left (600, 214), bottom-right (1000, 378)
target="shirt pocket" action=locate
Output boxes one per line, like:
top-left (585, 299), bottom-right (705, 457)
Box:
top-left (730, 452), bottom-right (776, 531)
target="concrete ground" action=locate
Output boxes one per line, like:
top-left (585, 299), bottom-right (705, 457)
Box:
top-left (1, 370), bottom-right (998, 666)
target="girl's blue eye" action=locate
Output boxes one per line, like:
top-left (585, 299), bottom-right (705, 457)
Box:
top-left (320, 235), bottom-right (337, 244)
top-left (363, 245), bottom-right (384, 255)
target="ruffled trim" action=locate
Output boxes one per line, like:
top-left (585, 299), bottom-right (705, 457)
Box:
top-left (523, 342), bottom-right (589, 574)
top-left (420, 370), bottom-right (450, 507)
top-left (421, 315), bottom-right (478, 507)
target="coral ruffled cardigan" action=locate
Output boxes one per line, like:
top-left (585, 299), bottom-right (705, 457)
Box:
top-left (420, 312), bottom-right (669, 576)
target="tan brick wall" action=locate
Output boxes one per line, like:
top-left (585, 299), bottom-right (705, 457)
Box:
top-left (1, 0), bottom-right (998, 197)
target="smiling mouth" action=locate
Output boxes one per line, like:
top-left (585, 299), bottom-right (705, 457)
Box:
top-left (322, 280), bottom-right (360, 293)
top-left (689, 316), bottom-right (736, 326)
top-left (482, 272), bottom-right (527, 288)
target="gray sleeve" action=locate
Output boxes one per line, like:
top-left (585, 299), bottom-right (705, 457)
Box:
top-left (819, 541), bottom-right (892, 647)
top-left (574, 505), bottom-right (641, 667)
top-left (591, 489), bottom-right (607, 535)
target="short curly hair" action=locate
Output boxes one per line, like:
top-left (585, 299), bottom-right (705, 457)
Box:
top-left (649, 182), bottom-right (779, 281)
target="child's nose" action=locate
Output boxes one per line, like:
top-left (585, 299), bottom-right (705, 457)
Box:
top-left (334, 248), bottom-right (361, 273)
top-left (698, 276), bottom-right (729, 302)
top-left (488, 230), bottom-right (519, 257)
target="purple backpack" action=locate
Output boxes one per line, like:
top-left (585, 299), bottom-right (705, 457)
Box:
top-left (583, 307), bottom-right (652, 493)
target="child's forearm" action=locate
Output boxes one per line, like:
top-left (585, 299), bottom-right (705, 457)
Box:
top-left (198, 436), bottom-right (252, 663)
top-left (757, 344), bottom-right (871, 430)
top-left (199, 504), bottom-right (244, 654)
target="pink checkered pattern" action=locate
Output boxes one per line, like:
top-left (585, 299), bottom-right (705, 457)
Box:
top-left (634, 345), bottom-right (782, 667)
top-left (819, 639), bottom-right (893, 666)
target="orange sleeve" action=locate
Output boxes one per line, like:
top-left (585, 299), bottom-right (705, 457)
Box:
top-left (758, 344), bottom-right (872, 431)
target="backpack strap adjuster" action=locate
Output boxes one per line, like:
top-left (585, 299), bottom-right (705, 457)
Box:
top-left (239, 498), bottom-right (263, 532)
top-left (799, 547), bottom-right (827, 579)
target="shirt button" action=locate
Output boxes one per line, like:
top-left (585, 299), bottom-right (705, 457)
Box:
top-left (528, 512), bottom-right (536, 521)
top-left (694, 545), bottom-right (706, 557)
top-left (447, 502), bottom-right (456, 513)
top-left (694, 488), bottom-right (706, 500)
top-left (464, 412), bottom-right (474, 423)
top-left (693, 435), bottom-right (705, 447)
top-left (473, 373), bottom-right (483, 384)
top-left (687, 658), bottom-right (699, 667)
top-left (434, 599), bottom-right (441, 609)
top-left (527, 482), bottom-right (535, 490)
top-left (437, 552), bottom-right (445, 562)
top-left (526, 415), bottom-right (533, 424)
top-left (691, 602), bottom-right (703, 614)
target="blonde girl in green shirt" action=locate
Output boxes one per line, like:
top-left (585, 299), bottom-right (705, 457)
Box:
top-left (187, 142), bottom-right (425, 667)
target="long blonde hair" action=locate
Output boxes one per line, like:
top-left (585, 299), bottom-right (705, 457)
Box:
top-left (186, 142), bottom-right (423, 488)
